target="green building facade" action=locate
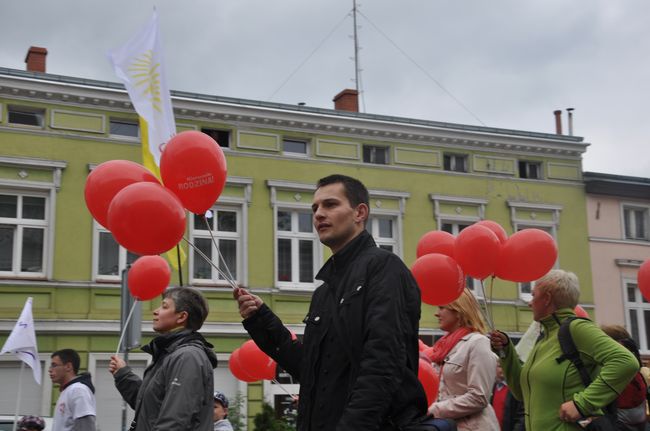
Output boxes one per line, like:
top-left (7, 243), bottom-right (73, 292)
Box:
top-left (0, 66), bottom-right (591, 427)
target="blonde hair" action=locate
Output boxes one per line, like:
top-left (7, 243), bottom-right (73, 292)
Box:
top-left (444, 288), bottom-right (488, 334)
top-left (535, 269), bottom-right (580, 309)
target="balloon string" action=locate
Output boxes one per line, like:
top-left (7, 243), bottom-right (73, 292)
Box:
top-left (272, 378), bottom-right (299, 401)
top-left (182, 237), bottom-right (238, 290)
top-left (116, 299), bottom-right (139, 355)
top-left (202, 215), bottom-right (237, 284)
top-left (478, 279), bottom-right (495, 331)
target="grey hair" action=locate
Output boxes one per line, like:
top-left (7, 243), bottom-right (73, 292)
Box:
top-left (535, 269), bottom-right (580, 309)
top-left (163, 286), bottom-right (209, 331)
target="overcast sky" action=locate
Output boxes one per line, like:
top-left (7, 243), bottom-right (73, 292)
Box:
top-left (1, 1), bottom-right (649, 177)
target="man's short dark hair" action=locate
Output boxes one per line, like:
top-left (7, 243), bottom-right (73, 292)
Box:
top-left (163, 286), bottom-right (209, 331)
top-left (316, 174), bottom-right (369, 210)
top-left (51, 349), bottom-right (80, 374)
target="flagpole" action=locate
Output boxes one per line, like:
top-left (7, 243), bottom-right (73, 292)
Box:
top-left (12, 362), bottom-right (24, 431)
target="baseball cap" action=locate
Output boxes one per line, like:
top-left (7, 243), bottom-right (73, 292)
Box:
top-left (18, 415), bottom-right (45, 431)
top-left (213, 391), bottom-right (229, 408)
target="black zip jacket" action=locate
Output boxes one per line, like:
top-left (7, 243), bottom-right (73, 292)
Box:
top-left (244, 231), bottom-right (427, 430)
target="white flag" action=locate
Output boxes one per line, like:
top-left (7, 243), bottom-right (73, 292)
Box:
top-left (107, 9), bottom-right (176, 167)
top-left (1, 297), bottom-right (41, 384)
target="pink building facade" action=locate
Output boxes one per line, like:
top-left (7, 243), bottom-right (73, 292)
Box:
top-left (585, 172), bottom-right (650, 353)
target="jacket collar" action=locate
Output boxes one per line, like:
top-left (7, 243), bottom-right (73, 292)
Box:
top-left (61, 372), bottom-right (95, 393)
top-left (315, 230), bottom-right (376, 283)
top-left (539, 308), bottom-right (576, 333)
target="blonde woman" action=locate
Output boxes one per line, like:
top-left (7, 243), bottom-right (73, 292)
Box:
top-left (425, 288), bottom-right (499, 430)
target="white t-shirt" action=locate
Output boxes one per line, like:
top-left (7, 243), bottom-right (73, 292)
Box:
top-left (52, 382), bottom-right (96, 431)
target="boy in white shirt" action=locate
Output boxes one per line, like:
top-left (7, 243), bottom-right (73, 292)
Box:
top-left (49, 349), bottom-right (96, 431)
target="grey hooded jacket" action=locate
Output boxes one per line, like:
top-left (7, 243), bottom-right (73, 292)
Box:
top-left (113, 330), bottom-right (218, 431)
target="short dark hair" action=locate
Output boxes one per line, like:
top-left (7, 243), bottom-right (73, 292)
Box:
top-left (51, 349), bottom-right (80, 374)
top-left (316, 174), bottom-right (369, 210)
top-left (163, 286), bottom-right (209, 331)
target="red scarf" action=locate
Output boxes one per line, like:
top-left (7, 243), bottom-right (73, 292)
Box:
top-left (426, 327), bottom-right (472, 364)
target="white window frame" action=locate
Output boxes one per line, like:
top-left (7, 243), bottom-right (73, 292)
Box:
top-left (267, 180), bottom-right (321, 291)
top-left (623, 278), bottom-right (650, 354)
top-left (508, 201), bottom-right (562, 301)
top-left (190, 204), bottom-right (243, 286)
top-left (621, 203), bottom-right (650, 241)
top-left (0, 354), bottom-right (53, 417)
top-left (92, 222), bottom-right (139, 282)
top-left (366, 214), bottom-right (400, 256)
top-left (275, 207), bottom-right (321, 290)
top-left (431, 195), bottom-right (488, 298)
top-left (109, 118), bottom-right (140, 140)
top-left (0, 189), bottom-right (50, 278)
top-left (362, 145), bottom-right (389, 165)
top-left (281, 138), bottom-right (310, 157)
top-left (518, 160), bottom-right (543, 180)
top-left (0, 157), bottom-right (65, 280)
top-left (190, 177), bottom-right (251, 287)
top-left (7, 105), bottom-right (45, 128)
top-left (443, 153), bottom-right (468, 173)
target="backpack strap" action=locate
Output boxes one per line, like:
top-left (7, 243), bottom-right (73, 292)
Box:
top-left (555, 316), bottom-right (593, 388)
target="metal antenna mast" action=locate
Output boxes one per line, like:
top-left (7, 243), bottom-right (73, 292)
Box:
top-left (352, 0), bottom-right (360, 92)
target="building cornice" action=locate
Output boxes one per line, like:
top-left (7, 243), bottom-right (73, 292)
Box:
top-left (0, 68), bottom-right (589, 158)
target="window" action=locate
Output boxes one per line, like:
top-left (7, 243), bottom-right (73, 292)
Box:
top-left (440, 221), bottom-right (482, 296)
top-left (363, 145), bottom-right (389, 165)
top-left (623, 205), bottom-right (649, 241)
top-left (0, 356), bottom-right (51, 417)
top-left (94, 224), bottom-right (139, 280)
top-left (518, 161), bottom-right (542, 179)
top-left (191, 207), bottom-right (242, 284)
top-left (443, 154), bottom-right (468, 172)
top-left (109, 119), bottom-right (139, 138)
top-left (8, 105), bottom-right (45, 127)
top-left (0, 193), bottom-right (48, 276)
top-left (89, 354), bottom-right (150, 431)
top-left (201, 128), bottom-right (231, 148)
top-left (366, 215), bottom-right (399, 255)
top-left (282, 138), bottom-right (309, 156)
top-left (516, 225), bottom-right (555, 299)
top-left (624, 280), bottom-right (650, 353)
top-left (276, 209), bottom-right (319, 288)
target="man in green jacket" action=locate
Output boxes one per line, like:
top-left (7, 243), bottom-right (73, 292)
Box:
top-left (491, 269), bottom-right (638, 430)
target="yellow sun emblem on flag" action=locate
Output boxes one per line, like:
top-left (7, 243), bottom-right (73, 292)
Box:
top-left (128, 50), bottom-right (163, 113)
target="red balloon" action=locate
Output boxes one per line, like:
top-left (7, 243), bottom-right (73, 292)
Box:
top-left (229, 348), bottom-right (258, 383)
top-left (416, 231), bottom-right (455, 259)
top-left (127, 256), bottom-right (170, 301)
top-left (475, 220), bottom-right (508, 244)
top-left (495, 229), bottom-right (558, 282)
top-left (454, 225), bottom-right (501, 280)
top-left (84, 160), bottom-right (159, 228)
top-left (107, 182), bottom-right (186, 255)
top-left (238, 340), bottom-right (277, 380)
top-left (574, 305), bottom-right (589, 318)
top-left (160, 131), bottom-right (228, 214)
top-left (418, 358), bottom-right (440, 406)
top-left (638, 260), bottom-right (650, 302)
top-left (411, 253), bottom-right (465, 306)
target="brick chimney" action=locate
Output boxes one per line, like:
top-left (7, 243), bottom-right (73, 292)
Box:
top-left (553, 109), bottom-right (563, 135)
top-left (25, 46), bottom-right (48, 73)
top-left (333, 89), bottom-right (359, 112)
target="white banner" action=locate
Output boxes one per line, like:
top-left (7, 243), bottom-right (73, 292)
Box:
top-left (1, 297), bottom-right (41, 384)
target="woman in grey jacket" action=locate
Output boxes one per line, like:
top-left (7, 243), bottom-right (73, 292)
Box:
top-left (109, 286), bottom-right (218, 431)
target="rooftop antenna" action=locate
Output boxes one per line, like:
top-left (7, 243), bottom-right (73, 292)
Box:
top-left (352, 0), bottom-right (360, 93)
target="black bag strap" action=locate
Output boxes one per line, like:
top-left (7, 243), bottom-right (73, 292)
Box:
top-left (556, 316), bottom-right (593, 387)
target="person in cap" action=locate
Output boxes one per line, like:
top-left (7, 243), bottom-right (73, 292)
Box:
top-left (17, 415), bottom-right (45, 431)
top-left (213, 391), bottom-right (233, 431)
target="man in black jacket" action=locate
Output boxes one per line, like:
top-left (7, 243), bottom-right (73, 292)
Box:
top-left (235, 174), bottom-right (427, 430)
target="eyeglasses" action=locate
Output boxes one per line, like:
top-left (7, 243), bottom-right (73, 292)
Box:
top-left (48, 363), bottom-right (64, 369)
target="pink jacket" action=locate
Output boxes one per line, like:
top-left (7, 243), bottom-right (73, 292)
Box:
top-left (430, 332), bottom-right (499, 431)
